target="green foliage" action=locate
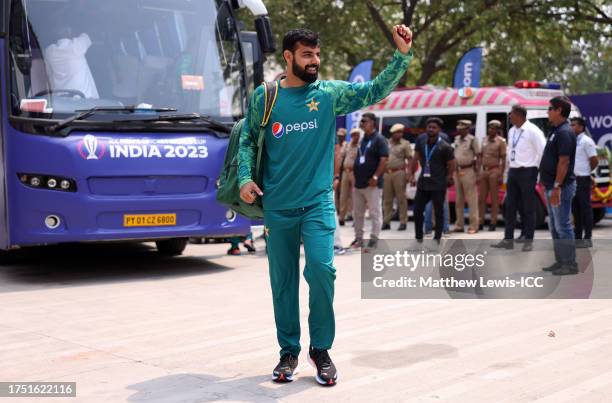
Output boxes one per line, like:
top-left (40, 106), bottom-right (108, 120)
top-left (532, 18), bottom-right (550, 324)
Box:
top-left (247, 0), bottom-right (610, 94)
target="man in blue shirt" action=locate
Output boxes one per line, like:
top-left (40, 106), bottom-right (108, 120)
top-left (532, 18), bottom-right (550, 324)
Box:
top-left (540, 96), bottom-right (577, 275)
top-left (350, 112), bottom-right (389, 250)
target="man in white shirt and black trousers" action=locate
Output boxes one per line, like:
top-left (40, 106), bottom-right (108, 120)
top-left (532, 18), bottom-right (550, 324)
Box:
top-left (571, 117), bottom-right (598, 248)
top-left (492, 104), bottom-right (546, 252)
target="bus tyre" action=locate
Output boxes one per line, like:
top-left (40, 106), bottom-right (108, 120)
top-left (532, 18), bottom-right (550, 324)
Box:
top-left (593, 207), bottom-right (606, 225)
top-left (156, 238), bottom-right (188, 256)
top-left (0, 249), bottom-right (15, 265)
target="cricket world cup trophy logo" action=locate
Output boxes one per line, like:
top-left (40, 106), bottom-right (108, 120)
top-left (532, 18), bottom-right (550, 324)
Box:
top-left (77, 134), bottom-right (106, 160)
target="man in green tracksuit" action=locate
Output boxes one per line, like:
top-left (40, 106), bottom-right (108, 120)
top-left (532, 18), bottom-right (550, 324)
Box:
top-left (238, 25), bottom-right (413, 386)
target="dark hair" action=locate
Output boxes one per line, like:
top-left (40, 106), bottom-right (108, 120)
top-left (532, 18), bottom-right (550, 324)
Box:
top-left (48, 8), bottom-right (74, 43)
top-left (361, 112), bottom-right (377, 123)
top-left (550, 96), bottom-right (571, 118)
top-left (282, 29), bottom-right (320, 53)
top-left (571, 117), bottom-right (586, 128)
top-left (511, 104), bottom-right (527, 118)
top-left (426, 117), bottom-right (444, 128)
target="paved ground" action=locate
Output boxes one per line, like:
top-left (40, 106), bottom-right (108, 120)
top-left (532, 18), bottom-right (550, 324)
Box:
top-left (1, 219), bottom-right (612, 402)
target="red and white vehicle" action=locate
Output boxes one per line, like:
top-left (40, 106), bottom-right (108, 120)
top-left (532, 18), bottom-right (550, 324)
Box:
top-left (363, 81), bottom-right (611, 226)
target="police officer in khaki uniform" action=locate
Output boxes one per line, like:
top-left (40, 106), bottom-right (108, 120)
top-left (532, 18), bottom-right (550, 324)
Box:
top-left (338, 128), bottom-right (361, 225)
top-left (453, 119), bottom-right (481, 234)
top-left (479, 120), bottom-right (506, 231)
top-left (382, 123), bottom-right (413, 230)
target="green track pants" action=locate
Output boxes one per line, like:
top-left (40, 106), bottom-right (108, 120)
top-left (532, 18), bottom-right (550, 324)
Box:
top-left (264, 200), bottom-right (337, 357)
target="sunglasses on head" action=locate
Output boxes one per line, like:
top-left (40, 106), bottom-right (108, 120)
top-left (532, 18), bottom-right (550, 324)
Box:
top-left (548, 106), bottom-right (557, 111)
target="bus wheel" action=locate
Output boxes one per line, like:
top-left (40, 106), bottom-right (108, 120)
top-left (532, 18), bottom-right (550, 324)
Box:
top-left (156, 238), bottom-right (188, 256)
top-left (593, 207), bottom-right (606, 225)
top-left (0, 249), bottom-right (15, 265)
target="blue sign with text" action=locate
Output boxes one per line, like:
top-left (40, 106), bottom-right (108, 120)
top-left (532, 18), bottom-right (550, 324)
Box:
top-left (453, 47), bottom-right (483, 88)
top-left (570, 93), bottom-right (612, 149)
top-left (345, 60), bottom-right (373, 138)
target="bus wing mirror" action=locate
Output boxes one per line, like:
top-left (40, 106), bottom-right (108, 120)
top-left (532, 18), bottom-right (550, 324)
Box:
top-left (254, 16), bottom-right (275, 54)
top-left (240, 31), bottom-right (264, 89)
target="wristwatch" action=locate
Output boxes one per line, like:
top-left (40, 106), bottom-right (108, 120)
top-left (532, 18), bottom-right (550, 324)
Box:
top-left (553, 181), bottom-right (561, 188)
top-left (372, 175), bottom-right (379, 181)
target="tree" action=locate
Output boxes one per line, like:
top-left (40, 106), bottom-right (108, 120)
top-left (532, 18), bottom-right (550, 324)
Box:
top-left (254, 0), bottom-right (610, 94)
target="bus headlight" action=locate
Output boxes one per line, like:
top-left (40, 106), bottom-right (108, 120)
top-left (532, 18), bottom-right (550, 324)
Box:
top-left (18, 173), bottom-right (77, 192)
top-left (44, 215), bottom-right (61, 229)
top-left (226, 209), bottom-right (237, 222)
top-left (30, 176), bottom-right (41, 187)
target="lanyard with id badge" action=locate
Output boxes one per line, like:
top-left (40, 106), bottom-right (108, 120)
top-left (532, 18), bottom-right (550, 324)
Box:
top-left (423, 138), bottom-right (440, 178)
top-left (510, 129), bottom-right (524, 162)
top-left (358, 138), bottom-right (372, 165)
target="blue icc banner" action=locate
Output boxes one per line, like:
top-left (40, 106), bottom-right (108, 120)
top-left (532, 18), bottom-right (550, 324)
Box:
top-left (453, 47), bottom-right (483, 88)
top-left (345, 60), bottom-right (373, 137)
top-left (570, 93), bottom-right (612, 149)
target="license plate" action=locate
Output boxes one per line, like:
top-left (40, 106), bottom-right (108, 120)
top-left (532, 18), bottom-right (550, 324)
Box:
top-left (123, 213), bottom-right (176, 227)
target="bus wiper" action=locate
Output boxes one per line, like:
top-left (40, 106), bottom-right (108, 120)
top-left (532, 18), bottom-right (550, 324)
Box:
top-left (114, 113), bottom-right (233, 134)
top-left (47, 106), bottom-right (178, 133)
top-left (176, 113), bottom-right (233, 133)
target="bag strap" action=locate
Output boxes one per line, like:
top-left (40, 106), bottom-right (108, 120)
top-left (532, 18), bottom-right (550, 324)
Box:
top-left (260, 81), bottom-right (279, 128)
top-left (254, 81), bottom-right (278, 184)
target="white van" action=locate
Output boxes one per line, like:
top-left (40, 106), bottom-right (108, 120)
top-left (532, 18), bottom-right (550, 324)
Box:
top-left (363, 81), bottom-right (574, 141)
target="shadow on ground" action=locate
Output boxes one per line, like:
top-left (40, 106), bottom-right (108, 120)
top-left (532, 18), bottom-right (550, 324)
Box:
top-left (351, 343), bottom-right (458, 369)
top-left (127, 373), bottom-right (317, 402)
top-left (0, 243), bottom-right (232, 292)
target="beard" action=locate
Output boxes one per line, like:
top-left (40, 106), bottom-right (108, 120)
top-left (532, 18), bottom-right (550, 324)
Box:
top-left (292, 59), bottom-right (319, 83)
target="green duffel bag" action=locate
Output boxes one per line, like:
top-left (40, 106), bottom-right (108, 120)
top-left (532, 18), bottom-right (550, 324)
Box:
top-left (216, 81), bottom-right (278, 219)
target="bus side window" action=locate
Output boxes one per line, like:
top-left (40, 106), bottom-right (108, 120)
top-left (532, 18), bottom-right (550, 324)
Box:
top-left (382, 114), bottom-right (477, 143)
top-left (437, 114), bottom-right (477, 141)
top-left (381, 116), bottom-right (426, 143)
top-left (8, 0), bottom-right (49, 109)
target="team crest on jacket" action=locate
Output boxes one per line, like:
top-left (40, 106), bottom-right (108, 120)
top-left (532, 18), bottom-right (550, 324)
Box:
top-left (306, 98), bottom-right (320, 112)
top-left (272, 122), bottom-right (285, 138)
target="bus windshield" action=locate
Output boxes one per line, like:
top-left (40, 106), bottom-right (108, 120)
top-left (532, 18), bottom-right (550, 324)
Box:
top-left (8, 0), bottom-right (245, 122)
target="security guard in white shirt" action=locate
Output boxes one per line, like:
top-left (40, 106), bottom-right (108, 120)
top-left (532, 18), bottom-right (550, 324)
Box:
top-left (492, 104), bottom-right (546, 251)
top-left (570, 117), bottom-right (598, 247)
